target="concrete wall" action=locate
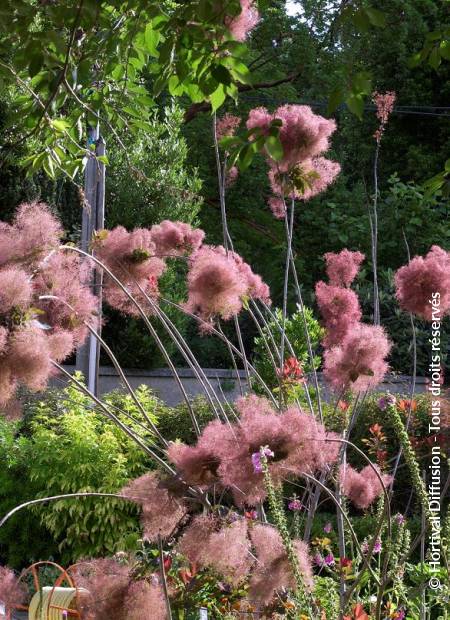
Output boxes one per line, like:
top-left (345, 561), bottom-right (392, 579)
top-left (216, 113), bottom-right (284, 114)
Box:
top-left (56, 366), bottom-right (428, 407)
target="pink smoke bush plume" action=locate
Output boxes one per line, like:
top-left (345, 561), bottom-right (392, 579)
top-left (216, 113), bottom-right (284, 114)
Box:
top-left (340, 464), bottom-right (393, 510)
top-left (178, 515), bottom-right (252, 585)
top-left (324, 249), bottom-right (365, 287)
top-left (124, 580), bottom-right (168, 620)
top-left (93, 226), bottom-right (166, 316)
top-left (249, 524), bottom-right (313, 604)
top-left (315, 282), bottom-right (362, 348)
top-left (74, 558), bottom-right (131, 620)
top-left (268, 195), bottom-right (286, 219)
top-left (185, 245), bottom-right (270, 328)
top-left (324, 323), bottom-right (391, 394)
top-left (247, 105), bottom-right (337, 171)
top-left (0, 202), bottom-right (96, 406)
top-left (216, 113), bottom-right (241, 140)
top-left (121, 471), bottom-right (187, 541)
top-left (373, 91), bottom-right (396, 143)
top-left (246, 105), bottom-right (340, 210)
top-left (0, 565), bottom-right (26, 611)
top-left (394, 245), bottom-right (450, 320)
top-left (0, 202), bottom-right (62, 268)
top-left (169, 394), bottom-right (339, 506)
top-left (150, 220), bottom-right (205, 258)
top-left (225, 0), bottom-right (260, 41)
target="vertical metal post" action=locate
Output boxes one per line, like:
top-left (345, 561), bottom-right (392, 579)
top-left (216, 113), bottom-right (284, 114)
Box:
top-left (75, 125), bottom-right (105, 396)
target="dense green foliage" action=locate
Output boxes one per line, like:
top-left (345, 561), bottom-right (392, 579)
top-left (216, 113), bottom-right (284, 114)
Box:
top-left (0, 381), bottom-right (157, 567)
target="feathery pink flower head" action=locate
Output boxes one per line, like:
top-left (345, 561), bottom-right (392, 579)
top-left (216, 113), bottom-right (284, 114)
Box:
top-left (185, 245), bottom-right (270, 328)
top-left (268, 157), bottom-right (340, 201)
top-left (124, 580), bottom-right (168, 620)
top-left (394, 245), bottom-right (450, 320)
top-left (225, 0), bottom-right (260, 41)
top-left (324, 249), bottom-right (365, 287)
top-left (315, 281), bottom-right (362, 348)
top-left (150, 221), bottom-right (205, 258)
top-left (268, 196), bottom-right (286, 219)
top-left (249, 524), bottom-right (313, 604)
top-left (216, 395), bottom-right (339, 506)
top-left (179, 516), bottom-right (252, 585)
top-left (0, 268), bottom-right (32, 314)
top-left (72, 558), bottom-right (131, 620)
top-left (373, 91), bottom-right (396, 142)
top-left (0, 202), bottom-right (62, 268)
top-left (247, 105), bottom-right (337, 171)
top-left (324, 324), bottom-right (391, 393)
top-left (340, 464), bottom-right (392, 510)
top-left (0, 565), bottom-right (26, 611)
top-left (216, 114), bottom-right (241, 140)
top-left (121, 472), bottom-right (187, 541)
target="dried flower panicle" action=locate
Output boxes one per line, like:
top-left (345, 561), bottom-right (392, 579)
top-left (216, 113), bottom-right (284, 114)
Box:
top-left (0, 202), bottom-right (97, 407)
top-left (323, 323), bottom-right (391, 393)
top-left (225, 0), bottom-right (260, 41)
top-left (216, 114), bottom-right (241, 141)
top-left (121, 472), bottom-right (187, 541)
top-left (340, 464), bottom-right (392, 510)
top-left (124, 580), bottom-right (168, 620)
top-left (324, 249), bottom-right (365, 288)
top-left (249, 524), bottom-right (313, 605)
top-left (0, 565), bottom-right (26, 610)
top-left (150, 220), bottom-right (205, 258)
top-left (184, 245), bottom-right (270, 328)
top-left (394, 245), bottom-right (450, 320)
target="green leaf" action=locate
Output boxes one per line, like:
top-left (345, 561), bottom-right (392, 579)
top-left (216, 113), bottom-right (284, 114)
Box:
top-left (211, 64), bottom-right (232, 86)
top-left (327, 88), bottom-right (344, 115)
top-left (264, 134), bottom-right (284, 161)
top-left (352, 8), bottom-right (370, 32)
top-left (209, 84), bottom-right (226, 111)
top-left (51, 119), bottom-right (70, 133)
top-left (429, 46), bottom-right (441, 70)
top-left (144, 23), bottom-right (160, 57)
top-left (365, 7), bottom-right (386, 28)
top-left (28, 52), bottom-right (44, 77)
top-left (346, 94), bottom-right (364, 119)
top-left (439, 40), bottom-right (450, 60)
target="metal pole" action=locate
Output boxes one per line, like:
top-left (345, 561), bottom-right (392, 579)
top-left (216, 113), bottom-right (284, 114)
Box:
top-left (75, 125), bottom-right (105, 395)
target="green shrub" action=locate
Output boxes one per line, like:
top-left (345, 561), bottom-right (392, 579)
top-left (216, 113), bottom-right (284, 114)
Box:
top-left (0, 380), bottom-right (159, 567)
top-left (251, 307), bottom-right (323, 396)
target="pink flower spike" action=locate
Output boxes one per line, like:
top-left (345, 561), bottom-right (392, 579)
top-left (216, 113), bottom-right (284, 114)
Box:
top-left (288, 499), bottom-right (303, 511)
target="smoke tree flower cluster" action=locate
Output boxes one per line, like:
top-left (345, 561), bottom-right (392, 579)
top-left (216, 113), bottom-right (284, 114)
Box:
top-left (372, 91), bottom-right (396, 143)
top-left (394, 245), bottom-right (450, 320)
top-left (246, 104), bottom-right (340, 212)
top-left (184, 245), bottom-right (270, 329)
top-left (0, 202), bottom-right (97, 406)
top-left (316, 249), bottom-right (391, 393)
top-left (0, 204), bottom-right (269, 407)
top-left (73, 558), bottom-right (168, 620)
top-left (340, 464), bottom-right (392, 510)
top-left (224, 0), bottom-right (260, 41)
top-left (0, 566), bottom-right (26, 611)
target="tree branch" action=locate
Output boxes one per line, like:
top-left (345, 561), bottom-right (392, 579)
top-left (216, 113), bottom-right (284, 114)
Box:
top-left (184, 72), bottom-right (301, 123)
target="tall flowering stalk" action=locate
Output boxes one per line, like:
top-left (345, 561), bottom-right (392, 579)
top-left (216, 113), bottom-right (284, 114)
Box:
top-left (369, 91), bottom-right (396, 325)
top-left (259, 447), bottom-right (314, 615)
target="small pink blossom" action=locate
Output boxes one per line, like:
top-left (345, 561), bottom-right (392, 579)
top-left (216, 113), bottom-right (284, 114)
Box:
top-left (150, 220), bottom-right (204, 258)
top-left (323, 522), bottom-right (333, 534)
top-left (373, 91), bottom-right (396, 142)
top-left (288, 499), bottom-right (303, 511)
